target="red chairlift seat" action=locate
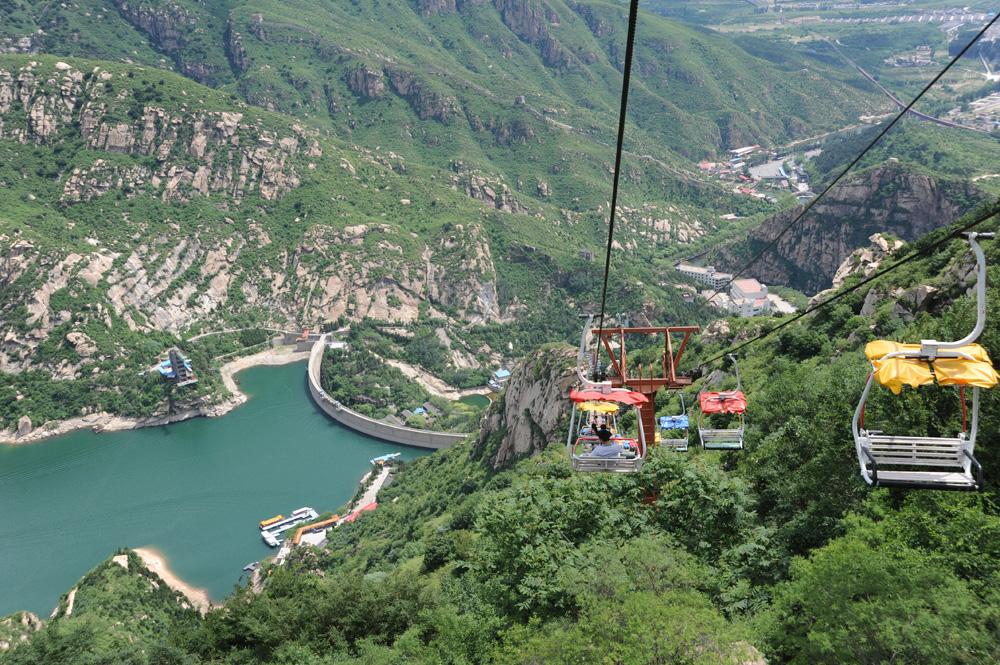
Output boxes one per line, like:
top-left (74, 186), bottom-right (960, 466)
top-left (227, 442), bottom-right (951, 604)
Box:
top-left (697, 355), bottom-right (746, 450)
top-left (569, 389), bottom-right (649, 406)
top-left (566, 389), bottom-right (649, 473)
top-left (699, 391), bottom-right (747, 415)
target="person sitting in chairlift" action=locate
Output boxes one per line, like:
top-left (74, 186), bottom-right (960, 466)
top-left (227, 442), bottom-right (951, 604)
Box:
top-left (589, 424), bottom-right (623, 458)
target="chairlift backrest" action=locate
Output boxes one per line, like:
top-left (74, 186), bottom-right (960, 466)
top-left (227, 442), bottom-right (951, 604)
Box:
top-left (852, 232), bottom-right (997, 491)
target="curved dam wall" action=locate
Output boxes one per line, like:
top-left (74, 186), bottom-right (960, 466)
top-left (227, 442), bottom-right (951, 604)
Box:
top-left (307, 337), bottom-right (468, 450)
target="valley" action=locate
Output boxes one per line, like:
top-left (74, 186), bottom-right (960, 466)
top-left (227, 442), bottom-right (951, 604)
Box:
top-left (3, 1), bottom-right (1000, 663)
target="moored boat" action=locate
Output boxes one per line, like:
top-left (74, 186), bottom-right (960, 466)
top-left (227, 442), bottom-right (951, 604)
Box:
top-left (370, 452), bottom-right (401, 466)
top-left (259, 514), bottom-right (284, 530)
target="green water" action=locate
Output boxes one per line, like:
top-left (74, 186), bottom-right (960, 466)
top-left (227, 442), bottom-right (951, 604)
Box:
top-left (0, 361), bottom-right (427, 617)
top-left (459, 394), bottom-right (491, 409)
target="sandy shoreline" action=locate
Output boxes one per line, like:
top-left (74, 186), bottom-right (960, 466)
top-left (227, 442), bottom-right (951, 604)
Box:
top-left (0, 346), bottom-right (310, 446)
top-left (134, 547), bottom-right (212, 614)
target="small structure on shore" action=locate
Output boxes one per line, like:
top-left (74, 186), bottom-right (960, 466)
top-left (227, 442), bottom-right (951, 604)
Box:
top-left (159, 349), bottom-right (197, 387)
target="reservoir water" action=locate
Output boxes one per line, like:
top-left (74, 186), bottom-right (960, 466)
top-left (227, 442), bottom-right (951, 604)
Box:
top-left (0, 361), bottom-right (428, 617)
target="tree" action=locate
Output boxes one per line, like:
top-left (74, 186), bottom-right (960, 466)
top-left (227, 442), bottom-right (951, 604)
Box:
top-left (759, 536), bottom-right (997, 664)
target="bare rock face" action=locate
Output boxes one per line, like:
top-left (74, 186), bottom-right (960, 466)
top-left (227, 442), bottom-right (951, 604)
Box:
top-left (476, 344), bottom-right (577, 468)
top-left (0, 62), bottom-right (313, 205)
top-left (831, 232), bottom-right (904, 289)
top-left (891, 284), bottom-right (939, 322)
top-left (495, 0), bottom-right (547, 42)
top-left (811, 233), bottom-right (905, 308)
top-left (66, 332), bottom-right (97, 358)
top-left (386, 67), bottom-right (460, 123)
top-left (16, 415), bottom-right (31, 438)
top-left (717, 164), bottom-right (983, 294)
top-left (494, 0), bottom-right (575, 70)
top-left (346, 66), bottom-right (386, 99)
top-left (112, 0), bottom-right (229, 86)
top-left (454, 172), bottom-right (528, 214)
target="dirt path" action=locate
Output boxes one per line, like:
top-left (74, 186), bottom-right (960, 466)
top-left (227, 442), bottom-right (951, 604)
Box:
top-left (354, 465), bottom-right (391, 509)
top-left (381, 357), bottom-right (491, 400)
top-left (134, 547), bottom-right (212, 614)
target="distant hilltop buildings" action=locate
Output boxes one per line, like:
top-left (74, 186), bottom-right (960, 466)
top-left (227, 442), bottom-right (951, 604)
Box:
top-left (675, 263), bottom-right (796, 317)
top-left (675, 263), bottom-right (732, 290)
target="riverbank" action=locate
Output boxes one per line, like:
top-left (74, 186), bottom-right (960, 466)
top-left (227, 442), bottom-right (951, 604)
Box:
top-left (134, 547), bottom-right (212, 614)
top-left (0, 345), bottom-right (310, 446)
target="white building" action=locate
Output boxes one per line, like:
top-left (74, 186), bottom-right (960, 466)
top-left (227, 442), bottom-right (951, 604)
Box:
top-left (729, 278), bottom-right (772, 317)
top-left (675, 263), bottom-right (733, 290)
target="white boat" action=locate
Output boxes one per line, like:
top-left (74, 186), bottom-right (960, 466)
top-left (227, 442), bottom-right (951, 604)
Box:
top-left (370, 453), bottom-right (401, 466)
top-left (259, 506), bottom-right (319, 548)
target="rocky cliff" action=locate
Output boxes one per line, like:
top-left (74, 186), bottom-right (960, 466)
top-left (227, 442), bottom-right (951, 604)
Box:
top-left (475, 344), bottom-right (577, 468)
top-left (111, 0), bottom-right (232, 86)
top-left (0, 56), bottom-right (518, 408)
top-left (0, 60), bottom-right (312, 204)
top-left (717, 163), bottom-right (984, 294)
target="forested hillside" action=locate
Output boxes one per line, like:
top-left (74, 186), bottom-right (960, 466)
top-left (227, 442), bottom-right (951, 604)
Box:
top-left (6, 201), bottom-right (1000, 663)
top-left (0, 0), bottom-right (878, 435)
top-left (6, 1), bottom-right (1000, 662)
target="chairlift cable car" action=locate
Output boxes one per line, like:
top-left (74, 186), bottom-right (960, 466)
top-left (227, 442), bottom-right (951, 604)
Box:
top-left (852, 232), bottom-right (999, 491)
top-left (697, 354), bottom-right (747, 450)
top-left (567, 387), bottom-right (648, 473)
top-left (659, 394), bottom-right (689, 452)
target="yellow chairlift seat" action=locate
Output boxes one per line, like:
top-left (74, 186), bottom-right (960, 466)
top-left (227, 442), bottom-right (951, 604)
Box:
top-left (852, 232), bottom-right (996, 491)
top-left (865, 341), bottom-right (999, 394)
top-left (576, 401), bottom-right (620, 413)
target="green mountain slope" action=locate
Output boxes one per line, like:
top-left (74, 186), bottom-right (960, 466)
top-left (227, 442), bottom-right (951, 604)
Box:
top-left (0, 53), bottom-right (716, 432)
top-left (8, 205), bottom-right (1000, 662)
top-left (0, 0), bottom-right (883, 215)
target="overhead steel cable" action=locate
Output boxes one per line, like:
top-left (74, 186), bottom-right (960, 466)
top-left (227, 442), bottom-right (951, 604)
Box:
top-left (702, 11), bottom-right (1000, 307)
top-left (698, 201), bottom-right (1000, 369)
top-left (594, 0), bottom-right (641, 372)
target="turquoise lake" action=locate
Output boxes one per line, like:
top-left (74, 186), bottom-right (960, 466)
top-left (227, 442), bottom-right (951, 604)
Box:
top-left (0, 361), bottom-right (428, 617)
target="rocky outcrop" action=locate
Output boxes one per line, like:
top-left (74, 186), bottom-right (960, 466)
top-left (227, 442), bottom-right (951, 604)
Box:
top-left (831, 232), bottom-right (904, 289)
top-left (810, 232), bottom-right (905, 308)
top-left (475, 344), bottom-right (577, 468)
top-left (0, 61), bottom-right (313, 204)
top-left (16, 415), bottom-right (32, 438)
top-left (494, 0), bottom-right (575, 70)
top-left (453, 172), bottom-right (529, 214)
top-left (346, 66), bottom-right (386, 100)
top-left (225, 18), bottom-right (250, 75)
top-left (0, 611), bottom-right (42, 651)
top-left (112, 1), bottom-right (230, 86)
top-left (65, 332), bottom-right (97, 358)
top-left (717, 164), bottom-right (983, 294)
top-left (386, 67), bottom-right (459, 123)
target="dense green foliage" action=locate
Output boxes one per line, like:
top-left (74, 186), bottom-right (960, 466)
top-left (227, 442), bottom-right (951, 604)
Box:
top-left (318, 346), bottom-right (482, 432)
top-left (8, 1), bottom-right (1000, 663)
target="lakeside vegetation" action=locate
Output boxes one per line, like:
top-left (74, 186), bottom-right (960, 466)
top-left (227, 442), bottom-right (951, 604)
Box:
top-left (319, 346), bottom-right (484, 433)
